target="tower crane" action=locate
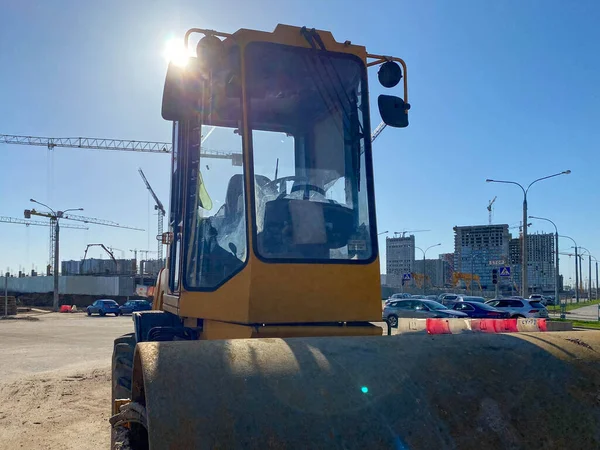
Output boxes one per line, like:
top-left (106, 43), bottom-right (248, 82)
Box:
top-left (0, 216), bottom-right (88, 230)
top-left (3, 125), bottom-right (385, 157)
top-left (24, 207), bottom-right (143, 275)
top-left (138, 168), bottom-right (166, 263)
top-left (0, 134), bottom-right (240, 162)
top-left (393, 229), bottom-right (431, 238)
top-left (487, 196), bottom-right (497, 225)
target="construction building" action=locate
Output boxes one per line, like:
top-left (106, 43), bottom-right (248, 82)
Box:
top-left (453, 225), bottom-right (510, 292)
top-left (140, 259), bottom-right (166, 277)
top-left (386, 235), bottom-right (415, 287)
top-left (413, 258), bottom-right (450, 288)
top-left (439, 252), bottom-right (455, 286)
top-left (509, 233), bottom-right (556, 293)
top-left (62, 258), bottom-right (137, 276)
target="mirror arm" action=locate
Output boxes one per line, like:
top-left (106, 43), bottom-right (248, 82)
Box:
top-left (367, 54), bottom-right (408, 107)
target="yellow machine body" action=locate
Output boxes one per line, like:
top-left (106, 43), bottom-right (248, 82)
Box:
top-left (156, 24), bottom-right (409, 338)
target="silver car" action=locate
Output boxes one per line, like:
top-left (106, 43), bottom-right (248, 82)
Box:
top-left (383, 299), bottom-right (468, 327)
top-left (384, 293), bottom-right (411, 305)
top-left (440, 294), bottom-right (485, 306)
top-left (438, 293), bottom-right (460, 304)
top-left (485, 298), bottom-right (549, 318)
top-left (529, 294), bottom-right (548, 306)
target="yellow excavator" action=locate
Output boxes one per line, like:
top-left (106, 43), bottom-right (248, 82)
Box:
top-left (110, 25), bottom-right (600, 449)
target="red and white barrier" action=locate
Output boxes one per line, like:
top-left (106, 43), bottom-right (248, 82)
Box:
top-left (393, 318), bottom-right (555, 335)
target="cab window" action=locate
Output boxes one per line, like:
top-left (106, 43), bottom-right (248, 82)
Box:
top-left (246, 42), bottom-right (374, 263)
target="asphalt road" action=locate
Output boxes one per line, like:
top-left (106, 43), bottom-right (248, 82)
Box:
top-left (0, 313), bottom-right (133, 382)
top-left (549, 304), bottom-right (600, 321)
top-left (566, 304), bottom-right (600, 320)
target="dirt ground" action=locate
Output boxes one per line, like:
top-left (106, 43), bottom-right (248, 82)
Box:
top-left (0, 367), bottom-right (111, 449)
top-left (0, 313), bottom-right (132, 449)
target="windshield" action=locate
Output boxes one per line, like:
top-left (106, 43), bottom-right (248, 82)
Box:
top-left (245, 42), bottom-right (374, 262)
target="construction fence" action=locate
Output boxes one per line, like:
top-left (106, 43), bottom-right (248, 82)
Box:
top-left (0, 276), bottom-right (135, 297)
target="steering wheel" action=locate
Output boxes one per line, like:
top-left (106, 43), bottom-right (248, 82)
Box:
top-left (263, 176), bottom-right (324, 197)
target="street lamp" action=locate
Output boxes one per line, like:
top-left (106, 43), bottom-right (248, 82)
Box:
top-left (415, 243), bottom-right (441, 295)
top-left (29, 200), bottom-right (84, 312)
top-left (560, 235), bottom-right (579, 305)
top-left (559, 235), bottom-right (580, 306)
top-left (528, 215), bottom-right (561, 318)
top-left (579, 247), bottom-right (592, 301)
top-left (588, 255), bottom-right (599, 302)
top-left (378, 231), bottom-right (389, 236)
top-left (486, 170), bottom-right (571, 297)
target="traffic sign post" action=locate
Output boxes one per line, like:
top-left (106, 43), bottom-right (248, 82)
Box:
top-left (401, 273), bottom-right (412, 293)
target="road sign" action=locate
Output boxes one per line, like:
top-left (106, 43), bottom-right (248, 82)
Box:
top-left (402, 273), bottom-right (412, 281)
top-left (499, 266), bottom-right (511, 277)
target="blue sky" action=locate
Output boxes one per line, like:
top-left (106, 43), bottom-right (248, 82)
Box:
top-left (1, 0), bottom-right (599, 284)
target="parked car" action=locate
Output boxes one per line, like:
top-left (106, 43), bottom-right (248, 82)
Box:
top-left (485, 298), bottom-right (549, 318)
top-left (425, 295), bottom-right (439, 301)
top-left (119, 300), bottom-right (152, 315)
top-left (451, 301), bottom-right (510, 318)
top-left (87, 299), bottom-right (120, 317)
top-left (384, 293), bottom-right (411, 305)
top-left (383, 299), bottom-right (468, 326)
top-left (440, 295), bottom-right (486, 307)
top-left (529, 294), bottom-right (549, 306)
top-left (438, 293), bottom-right (460, 305)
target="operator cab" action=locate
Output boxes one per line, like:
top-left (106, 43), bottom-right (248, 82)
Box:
top-left (162, 26), bottom-right (409, 293)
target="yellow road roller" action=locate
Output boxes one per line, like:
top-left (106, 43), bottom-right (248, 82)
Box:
top-left (110, 24), bottom-right (600, 449)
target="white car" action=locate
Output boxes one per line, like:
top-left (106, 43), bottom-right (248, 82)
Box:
top-left (529, 294), bottom-right (547, 305)
top-left (485, 298), bottom-right (549, 318)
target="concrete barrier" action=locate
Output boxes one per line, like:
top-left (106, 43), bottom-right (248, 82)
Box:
top-left (395, 318), bottom-right (572, 334)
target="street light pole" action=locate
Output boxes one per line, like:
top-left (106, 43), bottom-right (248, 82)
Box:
top-left (529, 216), bottom-right (560, 318)
top-left (486, 170), bottom-right (570, 298)
top-left (415, 243), bottom-right (441, 295)
top-left (54, 219), bottom-right (59, 310)
top-left (589, 256), bottom-right (599, 301)
top-left (559, 235), bottom-right (578, 310)
top-left (29, 200), bottom-right (83, 312)
top-left (580, 247), bottom-right (592, 301)
top-left (596, 260), bottom-right (598, 300)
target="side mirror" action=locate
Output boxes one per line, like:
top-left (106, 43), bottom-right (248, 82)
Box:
top-left (161, 59), bottom-right (204, 121)
top-left (378, 95), bottom-right (410, 128)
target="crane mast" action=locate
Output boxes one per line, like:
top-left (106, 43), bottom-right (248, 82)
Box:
top-left (487, 196), bottom-right (497, 225)
top-left (138, 168), bottom-right (166, 263)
